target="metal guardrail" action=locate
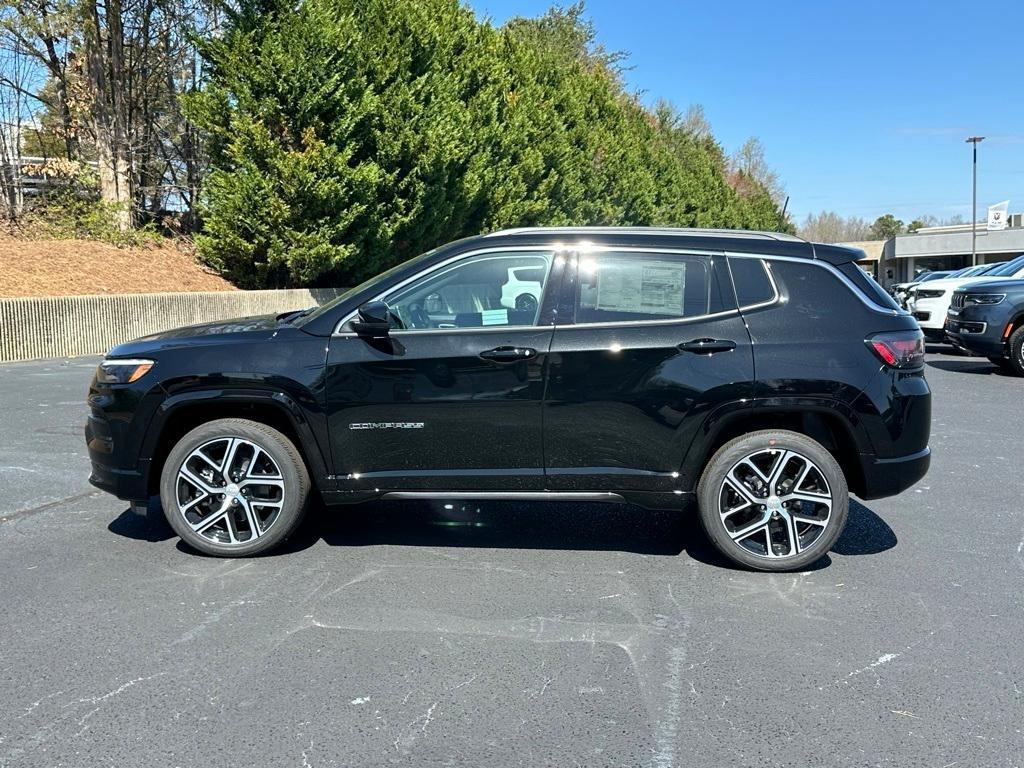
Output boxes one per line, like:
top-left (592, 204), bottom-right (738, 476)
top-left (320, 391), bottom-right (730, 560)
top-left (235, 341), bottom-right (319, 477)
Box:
top-left (0, 288), bottom-right (346, 362)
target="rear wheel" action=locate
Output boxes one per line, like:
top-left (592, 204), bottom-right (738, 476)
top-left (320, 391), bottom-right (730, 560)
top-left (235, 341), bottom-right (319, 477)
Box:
top-left (1008, 327), bottom-right (1024, 376)
top-left (160, 418), bottom-right (310, 557)
top-left (697, 430), bottom-right (848, 571)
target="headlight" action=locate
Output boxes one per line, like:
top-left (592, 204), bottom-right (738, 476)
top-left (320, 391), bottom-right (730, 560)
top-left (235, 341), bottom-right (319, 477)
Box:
top-left (915, 289), bottom-right (945, 299)
top-left (96, 358), bottom-right (154, 384)
top-left (964, 293), bottom-right (1005, 305)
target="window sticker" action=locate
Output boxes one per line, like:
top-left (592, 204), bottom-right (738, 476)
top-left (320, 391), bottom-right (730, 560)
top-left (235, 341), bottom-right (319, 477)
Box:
top-left (481, 308), bottom-right (509, 326)
top-left (595, 260), bottom-right (686, 316)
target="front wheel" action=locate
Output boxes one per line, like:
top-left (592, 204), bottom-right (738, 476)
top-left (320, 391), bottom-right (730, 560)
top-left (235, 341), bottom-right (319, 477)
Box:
top-left (1007, 327), bottom-right (1024, 376)
top-left (160, 418), bottom-right (310, 557)
top-left (696, 430), bottom-right (849, 571)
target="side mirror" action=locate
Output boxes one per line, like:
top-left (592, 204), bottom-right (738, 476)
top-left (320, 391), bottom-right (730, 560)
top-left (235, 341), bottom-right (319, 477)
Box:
top-left (352, 300), bottom-right (391, 337)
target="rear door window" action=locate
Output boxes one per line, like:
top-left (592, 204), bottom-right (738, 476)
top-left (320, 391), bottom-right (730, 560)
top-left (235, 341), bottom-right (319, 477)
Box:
top-left (573, 251), bottom-right (730, 324)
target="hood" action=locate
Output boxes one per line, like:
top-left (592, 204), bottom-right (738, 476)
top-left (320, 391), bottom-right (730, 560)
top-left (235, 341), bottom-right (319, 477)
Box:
top-left (106, 313), bottom-right (283, 358)
top-left (954, 278), bottom-right (1024, 294)
top-left (913, 275), bottom-right (1011, 293)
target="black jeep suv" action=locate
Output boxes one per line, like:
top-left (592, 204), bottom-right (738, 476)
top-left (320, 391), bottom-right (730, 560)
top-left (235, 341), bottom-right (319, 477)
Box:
top-left (946, 278), bottom-right (1024, 375)
top-left (86, 228), bottom-right (931, 571)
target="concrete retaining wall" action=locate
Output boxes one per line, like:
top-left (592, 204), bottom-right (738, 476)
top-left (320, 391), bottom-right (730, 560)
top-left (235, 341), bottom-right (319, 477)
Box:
top-left (0, 288), bottom-right (346, 362)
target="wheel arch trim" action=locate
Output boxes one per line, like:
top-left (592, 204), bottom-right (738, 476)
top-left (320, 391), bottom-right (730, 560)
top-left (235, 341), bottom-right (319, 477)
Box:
top-left (678, 397), bottom-right (871, 496)
top-left (141, 388), bottom-right (331, 493)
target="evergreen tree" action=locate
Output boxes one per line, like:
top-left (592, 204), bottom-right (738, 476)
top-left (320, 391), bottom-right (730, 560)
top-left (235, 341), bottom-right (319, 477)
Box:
top-left (186, 0), bottom-right (789, 288)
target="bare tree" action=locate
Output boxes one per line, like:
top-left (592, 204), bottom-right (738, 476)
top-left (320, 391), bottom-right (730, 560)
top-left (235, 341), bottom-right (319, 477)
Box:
top-left (798, 211), bottom-right (872, 243)
top-left (0, 0), bottom-right (220, 229)
top-left (681, 103), bottom-right (712, 141)
top-left (730, 137), bottom-right (784, 205)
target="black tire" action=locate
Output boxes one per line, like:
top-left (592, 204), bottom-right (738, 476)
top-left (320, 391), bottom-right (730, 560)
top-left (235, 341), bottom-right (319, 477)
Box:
top-left (987, 355), bottom-right (1014, 372)
top-left (696, 429), bottom-right (849, 572)
top-left (1008, 327), bottom-right (1024, 377)
top-left (160, 418), bottom-right (310, 557)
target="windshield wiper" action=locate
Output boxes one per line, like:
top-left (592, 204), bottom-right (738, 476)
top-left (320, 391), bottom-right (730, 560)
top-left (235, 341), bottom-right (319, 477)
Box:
top-left (276, 306), bottom-right (315, 323)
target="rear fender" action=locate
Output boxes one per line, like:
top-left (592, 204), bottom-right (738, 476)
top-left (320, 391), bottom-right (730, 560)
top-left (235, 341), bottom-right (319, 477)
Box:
top-left (677, 397), bottom-right (871, 494)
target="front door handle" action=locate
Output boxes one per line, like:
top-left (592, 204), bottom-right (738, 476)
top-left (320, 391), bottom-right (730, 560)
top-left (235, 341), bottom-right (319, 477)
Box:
top-left (479, 346), bottom-right (537, 363)
top-left (677, 338), bottom-right (737, 354)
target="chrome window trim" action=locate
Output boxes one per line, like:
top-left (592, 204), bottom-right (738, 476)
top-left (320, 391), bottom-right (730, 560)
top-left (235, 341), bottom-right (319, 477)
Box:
top-left (553, 307), bottom-right (742, 331)
top-left (332, 245), bottom-right (564, 336)
top-left (558, 246), bottom-right (776, 330)
top-left (334, 243), bottom-right (765, 335)
top-left (331, 240), bottom-right (902, 338)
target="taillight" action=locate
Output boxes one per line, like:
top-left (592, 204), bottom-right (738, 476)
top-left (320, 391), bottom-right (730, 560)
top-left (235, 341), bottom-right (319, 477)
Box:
top-left (866, 331), bottom-right (925, 368)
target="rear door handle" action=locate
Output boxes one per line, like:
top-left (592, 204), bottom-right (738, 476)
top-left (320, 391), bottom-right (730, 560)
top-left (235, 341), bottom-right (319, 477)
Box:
top-left (677, 338), bottom-right (736, 354)
top-left (479, 346), bottom-right (537, 362)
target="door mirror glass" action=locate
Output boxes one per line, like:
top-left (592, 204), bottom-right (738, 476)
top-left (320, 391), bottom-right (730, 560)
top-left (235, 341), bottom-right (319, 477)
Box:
top-left (352, 300), bottom-right (392, 337)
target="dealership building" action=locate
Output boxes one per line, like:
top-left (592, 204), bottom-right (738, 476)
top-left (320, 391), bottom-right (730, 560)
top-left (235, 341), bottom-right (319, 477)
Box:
top-left (874, 214), bottom-right (1024, 287)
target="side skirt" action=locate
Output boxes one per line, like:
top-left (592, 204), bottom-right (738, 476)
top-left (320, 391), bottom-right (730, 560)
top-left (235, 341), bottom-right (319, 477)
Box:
top-left (380, 491), bottom-right (625, 503)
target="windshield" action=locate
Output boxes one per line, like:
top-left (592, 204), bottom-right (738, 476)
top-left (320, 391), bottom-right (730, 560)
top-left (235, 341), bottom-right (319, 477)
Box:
top-left (918, 271), bottom-right (950, 282)
top-left (295, 247), bottom-right (442, 326)
top-left (984, 254), bottom-right (1024, 277)
top-left (967, 265), bottom-right (992, 276)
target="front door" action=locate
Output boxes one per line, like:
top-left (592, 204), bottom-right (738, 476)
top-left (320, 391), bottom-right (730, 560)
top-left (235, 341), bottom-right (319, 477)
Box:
top-left (325, 248), bottom-right (562, 492)
top-left (543, 248), bottom-right (755, 493)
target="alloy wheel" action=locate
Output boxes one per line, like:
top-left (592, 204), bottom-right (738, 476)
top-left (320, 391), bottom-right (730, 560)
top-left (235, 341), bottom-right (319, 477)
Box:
top-left (718, 448), bottom-right (833, 560)
top-left (174, 437), bottom-right (286, 546)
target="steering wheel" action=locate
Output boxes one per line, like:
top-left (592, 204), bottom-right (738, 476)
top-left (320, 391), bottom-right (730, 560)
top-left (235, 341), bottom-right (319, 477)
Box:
top-left (406, 302), bottom-right (431, 329)
top-left (515, 293), bottom-right (539, 314)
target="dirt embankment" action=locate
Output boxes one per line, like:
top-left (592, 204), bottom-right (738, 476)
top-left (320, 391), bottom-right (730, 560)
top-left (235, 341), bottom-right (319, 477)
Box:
top-left (0, 236), bottom-right (236, 297)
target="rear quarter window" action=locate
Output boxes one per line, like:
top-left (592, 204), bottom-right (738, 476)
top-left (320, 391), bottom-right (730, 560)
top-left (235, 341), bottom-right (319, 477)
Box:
top-left (836, 263), bottom-right (901, 311)
top-left (728, 257), bottom-right (775, 307)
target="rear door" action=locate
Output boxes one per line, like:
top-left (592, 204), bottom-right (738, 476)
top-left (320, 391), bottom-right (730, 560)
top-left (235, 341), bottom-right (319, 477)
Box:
top-left (543, 247), bottom-right (754, 493)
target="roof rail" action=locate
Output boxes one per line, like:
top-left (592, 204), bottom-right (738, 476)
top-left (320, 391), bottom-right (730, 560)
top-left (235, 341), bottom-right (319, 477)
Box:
top-left (483, 226), bottom-right (806, 243)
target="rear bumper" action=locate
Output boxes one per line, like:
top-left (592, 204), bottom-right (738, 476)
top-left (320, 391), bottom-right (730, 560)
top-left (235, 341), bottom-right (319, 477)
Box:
top-left (857, 447), bottom-right (931, 500)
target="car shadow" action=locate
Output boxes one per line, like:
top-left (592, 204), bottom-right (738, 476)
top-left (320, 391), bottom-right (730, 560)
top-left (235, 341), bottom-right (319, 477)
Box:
top-left (107, 497), bottom-right (175, 543)
top-left (925, 342), bottom-right (960, 355)
top-left (927, 358), bottom-right (1013, 376)
top-left (679, 499), bottom-right (897, 571)
top-left (109, 493), bottom-right (898, 569)
top-left (288, 499), bottom-right (693, 557)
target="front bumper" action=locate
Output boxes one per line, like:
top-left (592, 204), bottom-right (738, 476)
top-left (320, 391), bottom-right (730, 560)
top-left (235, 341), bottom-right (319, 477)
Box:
top-left (908, 298), bottom-right (948, 330)
top-left (86, 417), bottom-right (151, 501)
top-left (85, 375), bottom-right (162, 504)
top-left (857, 447), bottom-right (931, 500)
top-left (945, 305), bottom-right (1010, 357)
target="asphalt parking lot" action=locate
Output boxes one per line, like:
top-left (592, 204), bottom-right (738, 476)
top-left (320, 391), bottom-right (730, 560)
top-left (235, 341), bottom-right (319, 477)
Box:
top-left (1, 350), bottom-right (1021, 767)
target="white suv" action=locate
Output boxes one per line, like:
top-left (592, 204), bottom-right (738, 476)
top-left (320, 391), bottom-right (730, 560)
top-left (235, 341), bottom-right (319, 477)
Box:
top-left (909, 255), bottom-right (1024, 340)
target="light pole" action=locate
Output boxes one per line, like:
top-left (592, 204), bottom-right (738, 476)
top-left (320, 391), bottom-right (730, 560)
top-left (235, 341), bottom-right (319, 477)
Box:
top-left (966, 136), bottom-right (985, 266)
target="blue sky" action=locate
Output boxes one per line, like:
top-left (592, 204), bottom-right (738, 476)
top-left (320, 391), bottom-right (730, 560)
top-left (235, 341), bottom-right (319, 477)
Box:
top-left (468, 0), bottom-right (1024, 226)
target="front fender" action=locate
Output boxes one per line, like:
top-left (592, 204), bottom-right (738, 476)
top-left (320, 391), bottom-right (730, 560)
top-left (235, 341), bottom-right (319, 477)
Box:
top-left (141, 386), bottom-right (332, 491)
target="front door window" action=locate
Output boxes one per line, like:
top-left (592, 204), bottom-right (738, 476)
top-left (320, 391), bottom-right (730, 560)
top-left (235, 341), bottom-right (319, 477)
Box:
top-left (383, 252), bottom-right (555, 331)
